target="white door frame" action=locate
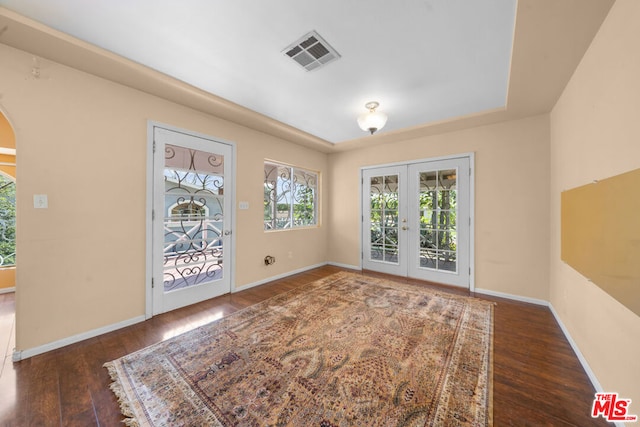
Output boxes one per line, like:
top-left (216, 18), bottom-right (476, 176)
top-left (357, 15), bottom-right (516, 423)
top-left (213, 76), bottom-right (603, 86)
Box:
top-left (145, 121), bottom-right (237, 319)
top-left (360, 152), bottom-right (475, 291)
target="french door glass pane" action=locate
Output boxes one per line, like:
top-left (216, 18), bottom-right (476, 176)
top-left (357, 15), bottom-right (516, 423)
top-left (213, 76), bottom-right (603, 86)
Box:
top-left (163, 144), bottom-right (224, 291)
top-left (369, 174), bottom-right (399, 264)
top-left (418, 168), bottom-right (458, 273)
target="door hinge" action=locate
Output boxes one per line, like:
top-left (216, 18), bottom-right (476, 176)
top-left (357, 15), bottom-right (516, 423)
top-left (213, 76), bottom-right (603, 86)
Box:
top-left (469, 167), bottom-right (471, 176)
top-left (152, 209), bottom-right (155, 221)
top-left (153, 140), bottom-right (157, 153)
top-left (151, 277), bottom-right (155, 288)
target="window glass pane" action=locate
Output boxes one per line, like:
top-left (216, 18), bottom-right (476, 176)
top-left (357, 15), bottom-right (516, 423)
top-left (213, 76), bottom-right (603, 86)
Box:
top-left (369, 174), bottom-right (400, 265)
top-left (420, 229), bottom-right (436, 249)
top-left (370, 176), bottom-right (383, 209)
top-left (293, 168), bottom-right (317, 226)
top-left (370, 209), bottom-right (383, 226)
top-left (276, 165), bottom-right (292, 228)
top-left (420, 171), bottom-right (437, 191)
top-left (418, 168), bottom-right (458, 274)
top-left (264, 161), bottom-right (318, 230)
top-left (164, 144), bottom-right (224, 291)
top-left (438, 190), bottom-right (456, 209)
top-left (419, 249), bottom-right (437, 269)
top-left (438, 169), bottom-right (457, 189)
top-left (439, 251), bottom-right (457, 272)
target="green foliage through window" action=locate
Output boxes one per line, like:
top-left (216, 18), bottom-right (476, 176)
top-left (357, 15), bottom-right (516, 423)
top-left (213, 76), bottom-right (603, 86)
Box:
top-left (0, 174), bottom-right (16, 267)
top-left (264, 162), bottom-right (318, 230)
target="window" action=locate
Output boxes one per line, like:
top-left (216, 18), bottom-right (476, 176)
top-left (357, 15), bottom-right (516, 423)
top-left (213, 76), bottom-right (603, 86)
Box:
top-left (169, 201), bottom-right (208, 221)
top-left (264, 161), bottom-right (318, 230)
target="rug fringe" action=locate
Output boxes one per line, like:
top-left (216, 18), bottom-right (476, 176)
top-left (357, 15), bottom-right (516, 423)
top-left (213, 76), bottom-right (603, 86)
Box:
top-left (104, 361), bottom-right (141, 427)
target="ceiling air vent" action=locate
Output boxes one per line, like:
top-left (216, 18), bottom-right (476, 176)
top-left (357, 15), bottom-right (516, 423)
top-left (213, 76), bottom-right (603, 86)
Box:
top-left (283, 30), bottom-right (341, 72)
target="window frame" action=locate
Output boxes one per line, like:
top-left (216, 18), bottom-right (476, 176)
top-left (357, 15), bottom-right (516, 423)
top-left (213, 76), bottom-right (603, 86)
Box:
top-left (264, 160), bottom-right (319, 231)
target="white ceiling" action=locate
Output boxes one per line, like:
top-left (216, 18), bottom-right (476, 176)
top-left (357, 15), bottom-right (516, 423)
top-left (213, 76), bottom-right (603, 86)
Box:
top-left (0, 0), bottom-right (517, 144)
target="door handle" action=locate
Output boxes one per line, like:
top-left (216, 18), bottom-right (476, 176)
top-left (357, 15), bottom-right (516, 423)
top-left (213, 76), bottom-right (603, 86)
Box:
top-left (401, 226), bottom-right (408, 231)
top-left (224, 230), bottom-right (232, 236)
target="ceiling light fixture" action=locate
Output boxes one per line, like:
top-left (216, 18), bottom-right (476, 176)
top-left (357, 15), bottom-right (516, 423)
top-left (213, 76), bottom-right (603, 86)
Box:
top-left (357, 102), bottom-right (387, 135)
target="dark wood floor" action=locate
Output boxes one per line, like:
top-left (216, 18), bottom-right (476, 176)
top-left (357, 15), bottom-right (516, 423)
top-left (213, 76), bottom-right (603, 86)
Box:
top-left (0, 266), bottom-right (610, 426)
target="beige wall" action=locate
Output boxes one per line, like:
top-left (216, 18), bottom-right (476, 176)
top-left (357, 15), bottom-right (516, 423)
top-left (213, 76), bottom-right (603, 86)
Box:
top-left (550, 0), bottom-right (640, 404)
top-left (0, 43), bottom-right (327, 351)
top-left (328, 115), bottom-right (550, 299)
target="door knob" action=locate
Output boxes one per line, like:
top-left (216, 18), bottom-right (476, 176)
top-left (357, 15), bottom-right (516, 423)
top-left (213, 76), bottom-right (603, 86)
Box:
top-left (401, 226), bottom-right (408, 231)
top-left (224, 230), bottom-right (232, 236)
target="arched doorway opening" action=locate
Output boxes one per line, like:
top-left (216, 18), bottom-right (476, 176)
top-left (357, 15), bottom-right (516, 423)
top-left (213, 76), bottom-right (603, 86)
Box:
top-left (0, 111), bottom-right (16, 292)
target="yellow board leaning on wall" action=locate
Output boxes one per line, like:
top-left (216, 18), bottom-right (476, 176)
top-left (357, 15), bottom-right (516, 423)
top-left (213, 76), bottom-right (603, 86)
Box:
top-left (0, 268), bottom-right (15, 291)
top-left (561, 168), bottom-right (640, 317)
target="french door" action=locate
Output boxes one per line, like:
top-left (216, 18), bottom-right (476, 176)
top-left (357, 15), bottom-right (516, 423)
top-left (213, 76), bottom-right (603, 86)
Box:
top-left (151, 125), bottom-right (233, 314)
top-left (362, 156), bottom-right (471, 288)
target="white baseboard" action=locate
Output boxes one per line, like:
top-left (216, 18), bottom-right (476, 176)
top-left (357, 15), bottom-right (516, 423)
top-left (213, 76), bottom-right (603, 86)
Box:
top-left (474, 287), bottom-right (549, 306)
top-left (233, 262), bottom-right (329, 293)
top-left (475, 286), bottom-right (608, 415)
top-left (0, 287), bottom-right (15, 294)
top-left (546, 304), bottom-right (624, 426)
top-left (327, 261), bottom-right (360, 271)
top-left (547, 304), bottom-right (603, 391)
top-left (13, 315), bottom-right (146, 362)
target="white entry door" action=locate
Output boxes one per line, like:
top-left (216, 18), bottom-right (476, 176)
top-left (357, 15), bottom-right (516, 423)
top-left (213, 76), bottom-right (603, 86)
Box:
top-left (152, 125), bottom-right (233, 314)
top-left (362, 156), bottom-right (471, 288)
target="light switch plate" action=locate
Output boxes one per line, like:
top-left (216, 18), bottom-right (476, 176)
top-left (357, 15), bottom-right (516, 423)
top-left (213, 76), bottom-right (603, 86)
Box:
top-left (239, 201), bottom-right (249, 210)
top-left (34, 194), bottom-right (48, 209)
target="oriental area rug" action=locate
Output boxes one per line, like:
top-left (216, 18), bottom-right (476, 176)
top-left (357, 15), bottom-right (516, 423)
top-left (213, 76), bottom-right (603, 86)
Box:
top-left (105, 272), bottom-right (494, 426)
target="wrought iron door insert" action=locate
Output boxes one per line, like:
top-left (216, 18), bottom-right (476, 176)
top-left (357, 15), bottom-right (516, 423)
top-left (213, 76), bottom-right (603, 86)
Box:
top-left (163, 144), bottom-right (224, 291)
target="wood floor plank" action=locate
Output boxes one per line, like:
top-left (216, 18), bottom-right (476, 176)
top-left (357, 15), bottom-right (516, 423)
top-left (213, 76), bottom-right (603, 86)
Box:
top-left (23, 351), bottom-right (63, 426)
top-left (81, 336), bottom-right (123, 427)
top-left (0, 268), bottom-right (612, 426)
top-left (0, 294), bottom-right (15, 376)
top-left (0, 355), bottom-right (19, 425)
top-left (57, 344), bottom-right (99, 427)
